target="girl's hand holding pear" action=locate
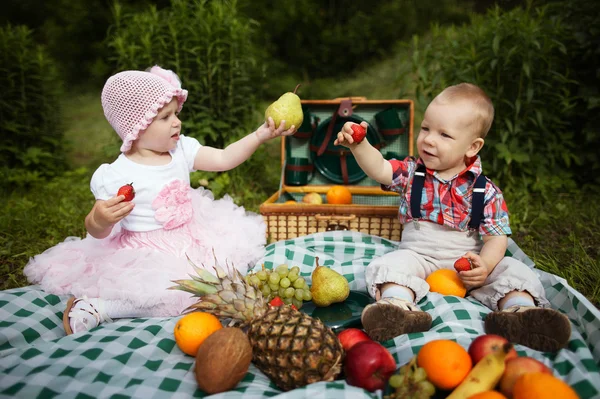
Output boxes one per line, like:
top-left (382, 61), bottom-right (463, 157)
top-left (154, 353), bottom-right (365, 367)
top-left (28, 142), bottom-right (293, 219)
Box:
top-left (255, 117), bottom-right (296, 143)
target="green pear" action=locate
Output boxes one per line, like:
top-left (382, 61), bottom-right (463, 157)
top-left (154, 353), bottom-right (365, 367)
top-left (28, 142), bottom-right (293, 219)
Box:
top-left (264, 85), bottom-right (303, 130)
top-left (310, 258), bottom-right (350, 307)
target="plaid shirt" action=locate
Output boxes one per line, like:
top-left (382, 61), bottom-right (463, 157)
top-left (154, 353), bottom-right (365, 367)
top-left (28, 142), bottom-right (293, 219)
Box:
top-left (382, 156), bottom-right (512, 236)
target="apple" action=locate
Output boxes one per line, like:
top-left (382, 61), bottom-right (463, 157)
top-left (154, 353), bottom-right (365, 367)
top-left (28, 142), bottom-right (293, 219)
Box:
top-left (302, 192), bottom-right (323, 204)
top-left (468, 334), bottom-right (518, 365)
top-left (499, 356), bottom-right (552, 397)
top-left (337, 328), bottom-right (371, 352)
top-left (344, 340), bottom-right (397, 392)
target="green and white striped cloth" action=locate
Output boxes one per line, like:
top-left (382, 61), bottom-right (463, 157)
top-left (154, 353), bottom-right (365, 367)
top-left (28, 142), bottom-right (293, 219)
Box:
top-left (1, 231), bottom-right (599, 398)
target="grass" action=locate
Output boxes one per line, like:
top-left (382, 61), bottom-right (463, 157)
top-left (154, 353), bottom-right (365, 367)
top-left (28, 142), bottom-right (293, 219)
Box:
top-left (1, 47), bottom-right (599, 309)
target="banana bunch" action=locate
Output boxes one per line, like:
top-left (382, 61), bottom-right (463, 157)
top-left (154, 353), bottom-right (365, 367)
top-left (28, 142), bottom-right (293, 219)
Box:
top-left (446, 343), bottom-right (513, 399)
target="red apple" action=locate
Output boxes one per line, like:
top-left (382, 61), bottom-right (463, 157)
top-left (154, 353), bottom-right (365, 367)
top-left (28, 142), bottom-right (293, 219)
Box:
top-left (344, 340), bottom-right (397, 392)
top-left (499, 356), bottom-right (553, 397)
top-left (468, 334), bottom-right (518, 365)
top-left (337, 328), bottom-right (372, 352)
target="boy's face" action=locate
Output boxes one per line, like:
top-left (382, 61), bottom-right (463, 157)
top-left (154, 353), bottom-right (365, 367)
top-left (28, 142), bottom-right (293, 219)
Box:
top-left (134, 98), bottom-right (181, 154)
top-left (416, 99), bottom-right (484, 180)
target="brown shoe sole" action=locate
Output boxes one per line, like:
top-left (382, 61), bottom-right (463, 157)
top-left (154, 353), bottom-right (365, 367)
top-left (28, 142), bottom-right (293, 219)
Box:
top-left (362, 304), bottom-right (432, 342)
top-left (62, 297), bottom-right (76, 335)
top-left (485, 308), bottom-right (571, 352)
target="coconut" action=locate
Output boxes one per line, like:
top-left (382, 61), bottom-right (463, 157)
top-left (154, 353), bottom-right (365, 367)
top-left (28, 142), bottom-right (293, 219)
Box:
top-left (195, 327), bottom-right (253, 394)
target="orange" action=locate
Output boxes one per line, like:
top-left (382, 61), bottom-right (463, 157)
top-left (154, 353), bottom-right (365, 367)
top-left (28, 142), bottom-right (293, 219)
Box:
top-left (326, 185), bottom-right (352, 204)
top-left (416, 339), bottom-right (472, 390)
top-left (283, 200), bottom-right (296, 204)
top-left (513, 372), bottom-right (579, 399)
top-left (174, 312), bottom-right (222, 356)
top-left (468, 392), bottom-right (507, 399)
top-left (426, 269), bottom-right (467, 297)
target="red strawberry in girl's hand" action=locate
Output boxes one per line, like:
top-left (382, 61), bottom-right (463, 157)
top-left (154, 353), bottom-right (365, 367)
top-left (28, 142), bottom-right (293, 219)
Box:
top-left (117, 183), bottom-right (135, 202)
top-left (454, 257), bottom-right (472, 272)
top-left (350, 124), bottom-right (366, 144)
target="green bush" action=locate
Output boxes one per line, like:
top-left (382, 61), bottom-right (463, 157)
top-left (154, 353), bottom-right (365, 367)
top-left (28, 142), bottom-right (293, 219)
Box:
top-left (107, 0), bottom-right (266, 149)
top-left (0, 168), bottom-right (93, 290)
top-left (406, 4), bottom-right (579, 193)
top-left (0, 24), bottom-right (66, 189)
top-left (544, 0), bottom-right (600, 188)
top-left (240, 0), bottom-right (473, 80)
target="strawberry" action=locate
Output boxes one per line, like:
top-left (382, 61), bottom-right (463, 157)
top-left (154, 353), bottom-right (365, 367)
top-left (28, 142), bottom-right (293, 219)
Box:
top-left (269, 296), bottom-right (284, 307)
top-left (350, 124), bottom-right (366, 144)
top-left (291, 304), bottom-right (298, 311)
top-left (454, 257), bottom-right (472, 272)
top-left (117, 183), bottom-right (135, 202)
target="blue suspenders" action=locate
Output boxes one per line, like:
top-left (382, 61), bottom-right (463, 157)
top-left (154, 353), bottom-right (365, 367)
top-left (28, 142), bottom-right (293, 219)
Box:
top-left (410, 163), bottom-right (487, 233)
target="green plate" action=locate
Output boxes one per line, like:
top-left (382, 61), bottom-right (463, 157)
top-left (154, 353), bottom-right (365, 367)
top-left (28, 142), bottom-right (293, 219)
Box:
top-left (301, 290), bottom-right (375, 331)
top-left (310, 116), bottom-right (381, 184)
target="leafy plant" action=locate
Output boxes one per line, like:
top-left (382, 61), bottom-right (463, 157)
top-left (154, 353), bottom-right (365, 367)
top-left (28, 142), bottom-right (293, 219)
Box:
top-left (406, 4), bottom-right (578, 193)
top-left (0, 168), bottom-right (93, 290)
top-left (239, 0), bottom-right (473, 80)
top-left (0, 24), bottom-right (66, 189)
top-left (543, 0), bottom-right (600, 188)
top-left (107, 0), bottom-right (266, 149)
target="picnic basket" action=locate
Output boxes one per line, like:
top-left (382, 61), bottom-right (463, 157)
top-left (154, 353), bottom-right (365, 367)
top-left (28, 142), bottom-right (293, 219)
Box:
top-left (259, 97), bottom-right (415, 242)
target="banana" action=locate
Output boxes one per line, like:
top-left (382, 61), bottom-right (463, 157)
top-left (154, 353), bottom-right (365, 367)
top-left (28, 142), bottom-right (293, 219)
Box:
top-left (446, 343), bottom-right (513, 399)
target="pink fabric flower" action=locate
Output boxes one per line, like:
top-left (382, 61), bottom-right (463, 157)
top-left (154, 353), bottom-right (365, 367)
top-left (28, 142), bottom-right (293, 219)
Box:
top-left (152, 179), bottom-right (193, 230)
top-left (149, 66), bottom-right (182, 89)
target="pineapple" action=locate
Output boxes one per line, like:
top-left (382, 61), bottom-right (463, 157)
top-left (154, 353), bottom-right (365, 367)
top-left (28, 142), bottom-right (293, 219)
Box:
top-left (169, 258), bottom-right (344, 391)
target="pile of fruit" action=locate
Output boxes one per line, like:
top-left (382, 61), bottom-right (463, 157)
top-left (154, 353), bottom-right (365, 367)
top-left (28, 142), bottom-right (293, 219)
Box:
top-left (385, 334), bottom-right (579, 399)
top-left (335, 328), bottom-right (579, 399)
top-left (171, 257), bottom-right (344, 393)
top-left (168, 251), bottom-right (580, 398)
top-left (245, 264), bottom-right (312, 309)
top-left (337, 328), bottom-right (434, 397)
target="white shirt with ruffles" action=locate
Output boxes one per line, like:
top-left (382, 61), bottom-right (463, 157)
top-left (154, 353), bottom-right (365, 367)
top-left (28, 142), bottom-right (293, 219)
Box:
top-left (90, 134), bottom-right (201, 232)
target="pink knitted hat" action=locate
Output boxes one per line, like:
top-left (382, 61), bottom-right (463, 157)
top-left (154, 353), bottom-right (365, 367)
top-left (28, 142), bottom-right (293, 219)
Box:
top-left (101, 66), bottom-right (188, 152)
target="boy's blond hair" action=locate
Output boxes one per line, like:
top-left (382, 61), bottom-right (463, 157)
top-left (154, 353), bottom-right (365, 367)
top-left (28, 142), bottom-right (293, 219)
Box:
top-left (434, 83), bottom-right (494, 138)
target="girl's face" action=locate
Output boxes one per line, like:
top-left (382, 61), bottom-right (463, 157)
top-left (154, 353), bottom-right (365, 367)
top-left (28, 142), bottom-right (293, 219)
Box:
top-left (416, 99), bottom-right (484, 180)
top-left (134, 98), bottom-right (181, 154)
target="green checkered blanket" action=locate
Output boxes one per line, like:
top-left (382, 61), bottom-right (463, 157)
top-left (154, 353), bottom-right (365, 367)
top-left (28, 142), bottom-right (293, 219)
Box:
top-left (1, 231), bottom-right (599, 398)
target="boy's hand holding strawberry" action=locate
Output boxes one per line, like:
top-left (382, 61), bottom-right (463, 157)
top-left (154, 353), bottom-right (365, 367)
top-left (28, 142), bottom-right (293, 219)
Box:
top-left (334, 122), bottom-right (368, 147)
top-left (456, 252), bottom-right (491, 289)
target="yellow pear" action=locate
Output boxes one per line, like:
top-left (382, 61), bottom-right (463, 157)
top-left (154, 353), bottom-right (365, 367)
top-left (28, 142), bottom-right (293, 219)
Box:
top-left (264, 85), bottom-right (303, 130)
top-left (310, 257), bottom-right (350, 307)
top-left (302, 192), bottom-right (323, 204)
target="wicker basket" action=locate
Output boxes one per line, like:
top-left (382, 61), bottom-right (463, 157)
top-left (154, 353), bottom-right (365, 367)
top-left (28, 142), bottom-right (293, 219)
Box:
top-left (261, 185), bottom-right (402, 242)
top-left (259, 97), bottom-right (414, 242)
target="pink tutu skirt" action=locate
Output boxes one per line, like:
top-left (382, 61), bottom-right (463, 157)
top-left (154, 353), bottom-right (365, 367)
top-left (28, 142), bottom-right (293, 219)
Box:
top-left (23, 188), bottom-right (266, 316)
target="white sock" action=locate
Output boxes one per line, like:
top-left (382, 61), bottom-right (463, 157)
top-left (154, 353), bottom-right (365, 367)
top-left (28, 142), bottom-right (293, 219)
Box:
top-left (381, 285), bottom-right (415, 303)
top-left (501, 295), bottom-right (535, 310)
top-left (102, 299), bottom-right (157, 319)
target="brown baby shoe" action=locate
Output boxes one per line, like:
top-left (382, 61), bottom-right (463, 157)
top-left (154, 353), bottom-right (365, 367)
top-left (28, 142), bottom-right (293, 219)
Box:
top-left (485, 305), bottom-right (571, 352)
top-left (361, 297), bottom-right (432, 342)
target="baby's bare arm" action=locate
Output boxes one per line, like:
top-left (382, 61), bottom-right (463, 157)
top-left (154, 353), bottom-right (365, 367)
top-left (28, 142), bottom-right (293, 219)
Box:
top-left (85, 197), bottom-right (133, 239)
top-left (480, 234), bottom-right (508, 273)
top-left (193, 118), bottom-right (295, 172)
